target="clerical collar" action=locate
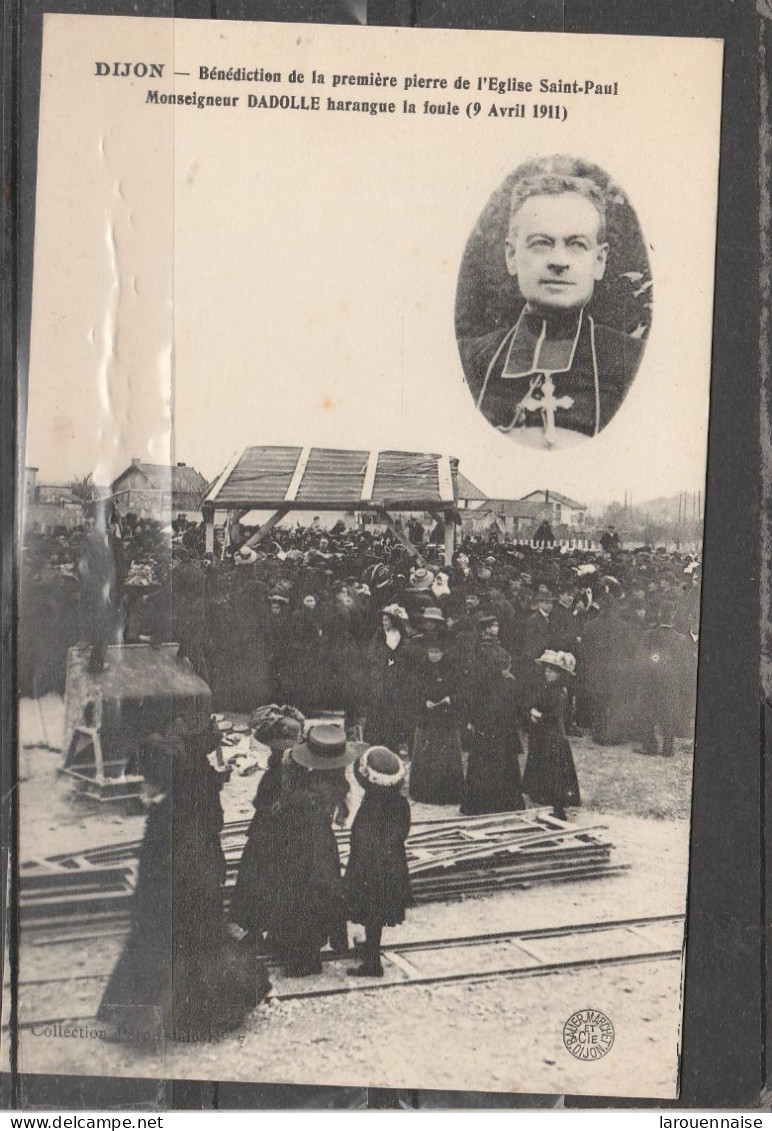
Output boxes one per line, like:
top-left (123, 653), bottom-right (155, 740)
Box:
top-left (501, 306), bottom-right (585, 380)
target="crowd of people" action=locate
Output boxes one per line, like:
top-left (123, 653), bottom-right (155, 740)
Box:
top-left (21, 505), bottom-right (700, 774)
top-left (21, 504), bottom-right (700, 1040)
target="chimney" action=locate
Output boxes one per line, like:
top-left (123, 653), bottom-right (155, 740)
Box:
top-left (176, 461), bottom-right (186, 467)
top-left (131, 457), bottom-right (141, 467)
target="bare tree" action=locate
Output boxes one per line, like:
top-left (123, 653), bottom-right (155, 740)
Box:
top-left (68, 473), bottom-right (96, 507)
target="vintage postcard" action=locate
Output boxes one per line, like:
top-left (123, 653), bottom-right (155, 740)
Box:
top-left (9, 15), bottom-right (722, 1099)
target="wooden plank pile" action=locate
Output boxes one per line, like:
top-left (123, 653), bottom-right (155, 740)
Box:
top-left (19, 810), bottom-right (623, 927)
top-left (335, 810), bottom-right (623, 903)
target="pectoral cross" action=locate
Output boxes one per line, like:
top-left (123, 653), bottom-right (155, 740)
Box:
top-left (519, 374), bottom-right (574, 448)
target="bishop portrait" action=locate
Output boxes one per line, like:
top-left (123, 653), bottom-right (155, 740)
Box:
top-left (458, 158), bottom-right (645, 450)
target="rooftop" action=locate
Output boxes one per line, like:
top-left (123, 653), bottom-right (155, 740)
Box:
top-left (205, 446), bottom-right (459, 511)
top-left (520, 489), bottom-right (587, 510)
top-left (456, 472), bottom-right (487, 502)
top-left (112, 460), bottom-right (209, 497)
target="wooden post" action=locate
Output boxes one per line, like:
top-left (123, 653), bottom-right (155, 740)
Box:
top-left (224, 507), bottom-right (255, 552)
top-left (443, 515), bottom-right (455, 566)
top-left (203, 506), bottom-right (215, 555)
top-left (377, 509), bottom-right (426, 565)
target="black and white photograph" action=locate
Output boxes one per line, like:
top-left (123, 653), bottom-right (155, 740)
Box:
top-left (7, 15), bottom-right (723, 1100)
top-left (456, 155), bottom-right (650, 448)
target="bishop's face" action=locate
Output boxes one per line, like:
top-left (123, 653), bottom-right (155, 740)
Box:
top-left (505, 193), bottom-right (608, 314)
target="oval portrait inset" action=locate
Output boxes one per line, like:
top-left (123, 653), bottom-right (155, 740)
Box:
top-left (456, 155), bottom-right (651, 451)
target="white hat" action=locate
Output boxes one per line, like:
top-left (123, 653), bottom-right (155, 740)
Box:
top-left (536, 650), bottom-right (576, 675)
top-left (356, 746), bottom-right (407, 788)
top-left (381, 603), bottom-right (409, 623)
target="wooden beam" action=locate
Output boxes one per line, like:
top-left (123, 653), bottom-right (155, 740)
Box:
top-left (437, 455), bottom-right (454, 503)
top-left (377, 509), bottom-right (426, 565)
top-left (241, 506), bottom-right (291, 549)
top-left (360, 450), bottom-right (379, 502)
top-left (285, 447), bottom-right (312, 502)
top-left (205, 447), bottom-right (243, 506)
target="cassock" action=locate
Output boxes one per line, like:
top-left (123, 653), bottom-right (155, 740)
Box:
top-left (459, 306), bottom-right (642, 448)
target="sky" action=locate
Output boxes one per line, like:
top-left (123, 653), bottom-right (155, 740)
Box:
top-left (24, 17), bottom-right (722, 511)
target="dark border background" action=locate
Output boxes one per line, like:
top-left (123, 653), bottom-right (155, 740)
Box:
top-left (1, 0), bottom-right (763, 1112)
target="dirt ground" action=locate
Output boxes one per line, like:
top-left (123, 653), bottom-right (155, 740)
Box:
top-left (11, 697), bottom-right (693, 1099)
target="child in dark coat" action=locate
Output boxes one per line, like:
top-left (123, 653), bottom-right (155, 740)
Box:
top-left (345, 747), bottom-right (413, 978)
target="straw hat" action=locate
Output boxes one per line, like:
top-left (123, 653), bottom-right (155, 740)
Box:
top-left (290, 723), bottom-right (363, 771)
top-left (536, 650), bottom-right (576, 675)
top-left (409, 568), bottom-right (435, 590)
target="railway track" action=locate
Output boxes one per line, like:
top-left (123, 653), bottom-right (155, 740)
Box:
top-left (10, 913), bottom-right (684, 1031)
top-left (18, 809), bottom-right (626, 937)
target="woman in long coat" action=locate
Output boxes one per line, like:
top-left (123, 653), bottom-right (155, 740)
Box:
top-left (229, 706), bottom-right (304, 940)
top-left (522, 650), bottom-right (581, 820)
top-left (345, 747), bottom-right (413, 977)
top-left (265, 724), bottom-right (360, 976)
top-left (409, 641), bottom-right (464, 805)
top-left (461, 640), bottom-right (525, 816)
top-left (98, 718), bottom-right (267, 1039)
top-left (318, 593), bottom-right (365, 725)
top-left (287, 595), bottom-right (325, 713)
top-left (364, 604), bottom-right (415, 751)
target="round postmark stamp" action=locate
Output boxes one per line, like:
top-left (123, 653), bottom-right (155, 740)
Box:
top-left (563, 1008), bottom-right (615, 1061)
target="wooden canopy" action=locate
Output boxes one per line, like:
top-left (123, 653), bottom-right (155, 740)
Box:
top-left (203, 446), bottom-right (460, 563)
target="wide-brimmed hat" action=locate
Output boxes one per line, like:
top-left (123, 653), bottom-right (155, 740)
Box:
top-left (367, 563), bottom-right (392, 590)
top-left (290, 723), bottom-right (362, 771)
top-left (234, 546), bottom-right (258, 565)
top-left (381, 603), bottom-right (409, 624)
top-left (422, 606), bottom-right (446, 624)
top-left (536, 649), bottom-right (576, 675)
top-left (409, 568), bottom-right (435, 590)
top-left (250, 704), bottom-right (305, 751)
top-left (356, 746), bottom-right (406, 789)
top-left (268, 590), bottom-right (290, 604)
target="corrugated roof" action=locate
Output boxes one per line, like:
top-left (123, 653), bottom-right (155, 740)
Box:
top-left (206, 446), bottom-right (459, 510)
